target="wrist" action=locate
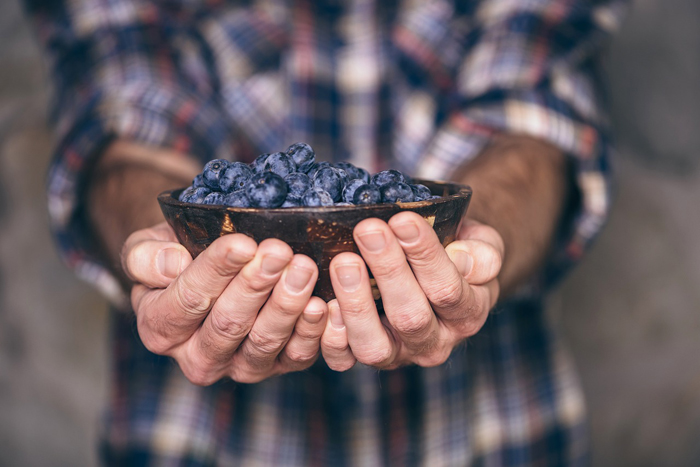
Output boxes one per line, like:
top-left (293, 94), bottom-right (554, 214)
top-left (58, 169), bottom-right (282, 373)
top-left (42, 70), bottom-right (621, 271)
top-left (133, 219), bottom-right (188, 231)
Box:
top-left (86, 140), bottom-right (200, 278)
top-left (456, 134), bottom-right (568, 294)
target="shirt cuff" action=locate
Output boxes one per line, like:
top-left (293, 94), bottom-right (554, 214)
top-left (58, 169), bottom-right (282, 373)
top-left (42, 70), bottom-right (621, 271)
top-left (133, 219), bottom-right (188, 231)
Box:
top-left (47, 83), bottom-right (234, 306)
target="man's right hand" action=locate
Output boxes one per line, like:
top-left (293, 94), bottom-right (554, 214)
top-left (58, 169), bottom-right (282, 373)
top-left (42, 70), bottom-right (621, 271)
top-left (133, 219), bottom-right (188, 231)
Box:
top-left (121, 222), bottom-right (328, 386)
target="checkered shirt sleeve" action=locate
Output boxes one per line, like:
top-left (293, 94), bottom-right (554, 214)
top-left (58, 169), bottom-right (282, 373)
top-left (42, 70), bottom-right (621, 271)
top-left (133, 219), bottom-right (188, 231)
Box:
top-left (25, 0), bottom-right (235, 304)
top-left (414, 0), bottom-right (628, 287)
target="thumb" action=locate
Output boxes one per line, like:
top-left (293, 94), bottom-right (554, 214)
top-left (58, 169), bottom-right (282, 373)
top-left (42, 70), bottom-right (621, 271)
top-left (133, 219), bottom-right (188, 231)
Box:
top-left (447, 220), bottom-right (504, 285)
top-left (122, 239), bottom-right (192, 288)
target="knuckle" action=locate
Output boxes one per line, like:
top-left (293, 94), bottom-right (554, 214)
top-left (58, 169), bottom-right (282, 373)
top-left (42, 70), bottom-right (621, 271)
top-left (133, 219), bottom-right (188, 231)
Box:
top-left (338, 298), bottom-right (373, 319)
top-left (428, 280), bottom-right (465, 310)
top-left (326, 359), bottom-right (355, 372)
top-left (137, 315), bottom-right (176, 355)
top-left (269, 295), bottom-right (305, 318)
top-left (453, 315), bottom-right (484, 337)
top-left (197, 338), bottom-right (232, 366)
top-left (209, 311), bottom-right (249, 342)
top-left (174, 282), bottom-right (212, 315)
top-left (285, 348), bottom-right (318, 365)
top-left (139, 331), bottom-right (174, 355)
top-left (239, 270), bottom-right (275, 295)
top-left (415, 350), bottom-right (451, 368)
top-left (209, 250), bottom-right (238, 278)
top-left (322, 337), bottom-right (349, 353)
top-left (294, 325), bottom-right (322, 341)
top-left (182, 366), bottom-right (219, 387)
top-left (393, 309), bottom-right (433, 337)
top-left (371, 259), bottom-right (405, 282)
top-left (358, 347), bottom-right (394, 368)
top-left (404, 238), bottom-right (441, 264)
top-left (229, 367), bottom-right (267, 384)
top-left (246, 330), bottom-right (286, 356)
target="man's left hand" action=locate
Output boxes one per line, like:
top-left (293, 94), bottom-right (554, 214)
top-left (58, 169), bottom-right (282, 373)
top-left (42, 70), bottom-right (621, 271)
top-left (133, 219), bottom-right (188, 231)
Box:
top-left (321, 211), bottom-right (503, 371)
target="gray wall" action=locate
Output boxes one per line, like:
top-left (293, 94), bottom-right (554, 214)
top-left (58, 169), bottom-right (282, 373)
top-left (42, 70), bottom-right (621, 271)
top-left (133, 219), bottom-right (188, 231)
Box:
top-left (0, 0), bottom-right (698, 465)
top-left (553, 1), bottom-right (700, 465)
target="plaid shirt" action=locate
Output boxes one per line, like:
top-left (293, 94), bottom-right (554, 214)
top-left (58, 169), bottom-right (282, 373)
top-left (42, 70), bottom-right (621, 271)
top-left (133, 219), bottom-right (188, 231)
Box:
top-left (27, 0), bottom-right (626, 464)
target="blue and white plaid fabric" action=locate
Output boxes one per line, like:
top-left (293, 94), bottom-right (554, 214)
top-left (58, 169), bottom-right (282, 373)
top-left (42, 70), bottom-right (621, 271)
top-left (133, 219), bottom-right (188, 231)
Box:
top-left (26, 0), bottom-right (627, 464)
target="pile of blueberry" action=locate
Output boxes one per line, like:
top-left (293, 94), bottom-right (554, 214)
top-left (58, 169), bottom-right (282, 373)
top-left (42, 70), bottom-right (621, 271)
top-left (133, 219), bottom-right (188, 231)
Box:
top-left (178, 143), bottom-right (438, 208)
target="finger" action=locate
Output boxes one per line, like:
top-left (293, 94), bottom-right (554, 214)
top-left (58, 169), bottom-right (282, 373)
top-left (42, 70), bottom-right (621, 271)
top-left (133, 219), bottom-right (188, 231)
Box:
top-left (123, 239), bottom-right (192, 288)
top-left (122, 222), bottom-right (191, 288)
top-left (388, 211), bottom-right (474, 317)
top-left (137, 233), bottom-right (257, 349)
top-left (353, 218), bottom-right (440, 353)
top-left (233, 254), bottom-right (318, 375)
top-left (450, 220), bottom-right (505, 285)
top-left (187, 238), bottom-right (294, 369)
top-left (329, 252), bottom-right (398, 367)
top-left (445, 279), bottom-right (499, 340)
top-left (277, 297), bottom-right (328, 372)
top-left (320, 300), bottom-right (356, 372)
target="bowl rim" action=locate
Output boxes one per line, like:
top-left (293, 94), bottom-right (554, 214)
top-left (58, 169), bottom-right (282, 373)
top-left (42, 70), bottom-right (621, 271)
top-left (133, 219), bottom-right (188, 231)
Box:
top-left (158, 178), bottom-right (472, 214)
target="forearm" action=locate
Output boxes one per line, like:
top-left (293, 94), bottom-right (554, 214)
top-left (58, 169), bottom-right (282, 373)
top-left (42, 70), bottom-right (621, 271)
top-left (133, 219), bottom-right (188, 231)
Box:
top-left (86, 140), bottom-right (201, 279)
top-left (457, 134), bottom-right (569, 295)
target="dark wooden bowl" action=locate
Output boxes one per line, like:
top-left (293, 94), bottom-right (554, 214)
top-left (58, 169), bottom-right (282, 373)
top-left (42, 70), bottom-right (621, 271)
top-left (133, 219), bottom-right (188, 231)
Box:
top-left (158, 180), bottom-right (471, 303)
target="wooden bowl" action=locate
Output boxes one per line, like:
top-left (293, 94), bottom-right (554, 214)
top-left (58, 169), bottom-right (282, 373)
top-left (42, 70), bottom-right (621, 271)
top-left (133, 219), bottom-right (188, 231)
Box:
top-left (158, 180), bottom-right (471, 303)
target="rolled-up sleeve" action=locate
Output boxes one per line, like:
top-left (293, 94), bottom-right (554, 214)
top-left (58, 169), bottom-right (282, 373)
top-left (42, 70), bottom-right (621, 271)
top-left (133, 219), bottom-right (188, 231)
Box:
top-left (25, 0), bottom-right (234, 303)
top-left (416, 0), bottom-right (629, 287)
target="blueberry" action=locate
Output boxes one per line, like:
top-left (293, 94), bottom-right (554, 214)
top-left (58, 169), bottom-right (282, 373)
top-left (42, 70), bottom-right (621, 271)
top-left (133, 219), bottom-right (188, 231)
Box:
top-left (356, 168), bottom-right (371, 184)
top-left (335, 202), bottom-right (353, 206)
top-left (380, 182), bottom-right (414, 203)
top-left (342, 179), bottom-right (366, 204)
top-left (286, 142), bottom-right (316, 172)
top-left (245, 172), bottom-right (288, 208)
top-left (179, 186), bottom-right (211, 204)
top-left (313, 167), bottom-right (344, 202)
top-left (336, 168), bottom-right (350, 188)
top-left (203, 192), bottom-right (226, 205)
top-left (352, 184), bottom-right (381, 205)
top-left (410, 183), bottom-right (432, 201)
top-left (430, 195), bottom-right (442, 200)
top-left (263, 152), bottom-right (296, 178)
top-left (305, 161), bottom-right (332, 178)
top-left (179, 186), bottom-right (195, 201)
top-left (223, 189), bottom-right (250, 208)
top-left (302, 188), bottom-right (334, 207)
top-left (202, 159), bottom-right (230, 190)
top-left (335, 162), bottom-right (370, 183)
top-left (219, 162), bottom-right (253, 193)
top-left (282, 196), bottom-right (303, 208)
top-left (285, 172), bottom-right (312, 198)
top-left (252, 153), bottom-right (271, 173)
top-left (192, 174), bottom-right (206, 188)
top-left (371, 169), bottom-right (406, 187)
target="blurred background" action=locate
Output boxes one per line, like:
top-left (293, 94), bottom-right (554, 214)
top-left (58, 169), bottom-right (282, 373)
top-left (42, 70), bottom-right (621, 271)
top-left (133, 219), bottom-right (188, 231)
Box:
top-left (0, 0), bottom-right (698, 465)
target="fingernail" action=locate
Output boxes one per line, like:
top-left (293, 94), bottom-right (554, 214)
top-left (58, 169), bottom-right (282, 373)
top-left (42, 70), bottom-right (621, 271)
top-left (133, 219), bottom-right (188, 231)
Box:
top-left (329, 302), bottom-right (345, 329)
top-left (261, 254), bottom-right (289, 275)
top-left (285, 265), bottom-right (314, 293)
top-left (357, 230), bottom-right (386, 252)
top-left (157, 248), bottom-right (182, 278)
top-left (392, 221), bottom-right (419, 242)
top-left (452, 250), bottom-right (474, 277)
top-left (335, 263), bottom-right (360, 292)
top-left (303, 309), bottom-right (324, 324)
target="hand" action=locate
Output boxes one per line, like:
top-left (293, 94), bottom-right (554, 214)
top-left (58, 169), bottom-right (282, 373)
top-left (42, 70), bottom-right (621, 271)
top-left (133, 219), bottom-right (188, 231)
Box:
top-left (321, 212), bottom-right (503, 371)
top-left (122, 222), bottom-right (328, 385)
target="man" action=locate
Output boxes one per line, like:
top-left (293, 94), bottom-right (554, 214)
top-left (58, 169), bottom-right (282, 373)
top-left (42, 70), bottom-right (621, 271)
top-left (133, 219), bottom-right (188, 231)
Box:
top-left (28, 0), bottom-right (626, 464)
